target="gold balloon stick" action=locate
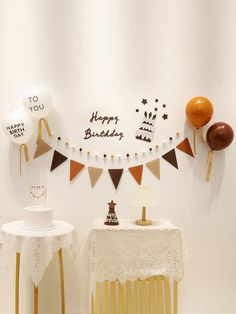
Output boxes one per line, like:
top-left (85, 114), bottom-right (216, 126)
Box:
top-left (19, 144), bottom-right (29, 176)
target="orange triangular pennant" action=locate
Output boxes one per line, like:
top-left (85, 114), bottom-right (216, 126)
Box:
top-left (162, 149), bottom-right (178, 169)
top-left (70, 160), bottom-right (85, 181)
top-left (34, 139), bottom-right (52, 159)
top-left (108, 169), bottom-right (124, 189)
top-left (176, 138), bottom-right (194, 158)
top-left (128, 165), bottom-right (143, 185)
top-left (146, 159), bottom-right (160, 179)
top-left (88, 167), bottom-right (103, 188)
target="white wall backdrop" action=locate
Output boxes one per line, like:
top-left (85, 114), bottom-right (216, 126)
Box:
top-left (0, 0), bottom-right (236, 313)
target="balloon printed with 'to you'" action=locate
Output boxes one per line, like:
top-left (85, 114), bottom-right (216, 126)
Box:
top-left (23, 87), bottom-right (53, 144)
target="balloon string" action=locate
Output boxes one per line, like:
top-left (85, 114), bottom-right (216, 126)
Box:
top-left (36, 118), bottom-right (52, 144)
top-left (200, 128), bottom-right (205, 143)
top-left (20, 144), bottom-right (29, 176)
top-left (206, 150), bottom-right (214, 181)
top-left (193, 129), bottom-right (196, 155)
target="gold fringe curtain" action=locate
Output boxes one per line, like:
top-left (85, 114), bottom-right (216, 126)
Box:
top-left (91, 276), bottom-right (178, 314)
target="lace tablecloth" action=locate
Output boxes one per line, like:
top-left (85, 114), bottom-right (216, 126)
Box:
top-left (1, 220), bottom-right (74, 286)
top-left (89, 219), bottom-right (184, 291)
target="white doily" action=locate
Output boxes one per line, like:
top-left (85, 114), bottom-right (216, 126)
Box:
top-left (1, 220), bottom-right (74, 286)
top-left (89, 219), bottom-right (185, 292)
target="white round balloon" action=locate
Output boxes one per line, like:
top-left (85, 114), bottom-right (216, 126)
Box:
top-left (23, 87), bottom-right (53, 118)
top-left (2, 110), bottom-right (33, 144)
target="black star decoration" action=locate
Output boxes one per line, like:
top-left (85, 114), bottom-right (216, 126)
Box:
top-left (142, 98), bottom-right (148, 105)
top-left (162, 104), bottom-right (166, 108)
top-left (162, 114), bottom-right (168, 120)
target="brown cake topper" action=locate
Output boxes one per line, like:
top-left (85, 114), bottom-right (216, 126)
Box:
top-left (104, 200), bottom-right (119, 226)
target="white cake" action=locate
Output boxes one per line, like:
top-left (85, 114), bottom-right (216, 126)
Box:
top-left (23, 206), bottom-right (54, 230)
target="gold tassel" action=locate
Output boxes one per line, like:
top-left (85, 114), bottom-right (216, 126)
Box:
top-left (126, 280), bottom-right (132, 314)
top-left (141, 280), bottom-right (148, 314)
top-left (20, 144), bottom-right (29, 176)
top-left (111, 281), bottom-right (116, 314)
top-left (206, 150), bottom-right (214, 181)
top-left (174, 281), bottom-right (178, 314)
top-left (200, 127), bottom-right (205, 143)
top-left (193, 128), bottom-right (196, 155)
top-left (36, 118), bottom-right (52, 144)
top-left (149, 277), bottom-right (156, 314)
top-left (118, 281), bottom-right (125, 314)
top-left (156, 276), bottom-right (164, 314)
top-left (163, 276), bottom-right (171, 314)
top-left (102, 281), bottom-right (109, 314)
top-left (133, 279), bottom-right (140, 314)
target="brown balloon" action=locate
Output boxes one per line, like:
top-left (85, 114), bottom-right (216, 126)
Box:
top-left (206, 122), bottom-right (234, 151)
top-left (186, 96), bottom-right (214, 128)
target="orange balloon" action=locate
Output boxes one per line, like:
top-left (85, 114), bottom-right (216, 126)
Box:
top-left (185, 96), bottom-right (214, 128)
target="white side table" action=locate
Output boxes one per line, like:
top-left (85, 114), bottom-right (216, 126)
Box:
top-left (1, 220), bottom-right (74, 314)
top-left (89, 219), bottom-right (185, 314)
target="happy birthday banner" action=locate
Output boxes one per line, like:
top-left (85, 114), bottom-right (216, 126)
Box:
top-left (34, 137), bottom-right (194, 189)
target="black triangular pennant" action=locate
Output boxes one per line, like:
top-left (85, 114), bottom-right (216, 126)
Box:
top-left (108, 169), bottom-right (124, 189)
top-left (162, 149), bottom-right (178, 169)
top-left (50, 150), bottom-right (68, 172)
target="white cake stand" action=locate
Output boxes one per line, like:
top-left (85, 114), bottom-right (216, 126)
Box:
top-left (1, 220), bottom-right (74, 314)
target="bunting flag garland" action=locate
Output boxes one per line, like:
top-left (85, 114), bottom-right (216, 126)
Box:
top-left (176, 137), bottom-right (194, 158)
top-left (88, 167), bottom-right (103, 188)
top-left (162, 149), bottom-right (178, 169)
top-left (46, 137), bottom-right (194, 188)
top-left (108, 169), bottom-right (124, 189)
top-left (34, 139), bottom-right (52, 159)
top-left (128, 165), bottom-right (143, 185)
top-left (70, 160), bottom-right (85, 181)
top-left (50, 150), bottom-right (68, 172)
top-left (146, 159), bottom-right (160, 180)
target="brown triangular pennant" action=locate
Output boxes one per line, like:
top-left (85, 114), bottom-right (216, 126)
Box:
top-left (176, 137), bottom-right (194, 158)
top-left (50, 150), bottom-right (68, 172)
top-left (70, 160), bottom-right (85, 181)
top-left (128, 165), bottom-right (143, 185)
top-left (146, 159), bottom-right (160, 179)
top-left (33, 139), bottom-right (52, 159)
top-left (162, 149), bottom-right (178, 169)
top-left (108, 169), bottom-right (124, 189)
top-left (88, 167), bottom-right (103, 188)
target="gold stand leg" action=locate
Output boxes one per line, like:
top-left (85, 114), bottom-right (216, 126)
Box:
top-left (58, 248), bottom-right (65, 314)
top-left (174, 281), bottom-right (178, 314)
top-left (15, 253), bottom-right (20, 314)
top-left (34, 285), bottom-right (38, 314)
top-left (91, 294), bottom-right (95, 314)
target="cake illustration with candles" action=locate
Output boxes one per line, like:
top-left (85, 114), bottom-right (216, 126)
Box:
top-left (23, 184), bottom-right (55, 230)
top-left (135, 111), bottom-right (157, 143)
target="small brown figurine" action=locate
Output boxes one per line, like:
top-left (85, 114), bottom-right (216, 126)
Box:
top-left (104, 200), bottom-right (119, 226)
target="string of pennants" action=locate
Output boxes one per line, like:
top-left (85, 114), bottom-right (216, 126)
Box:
top-left (33, 137), bottom-right (194, 189)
